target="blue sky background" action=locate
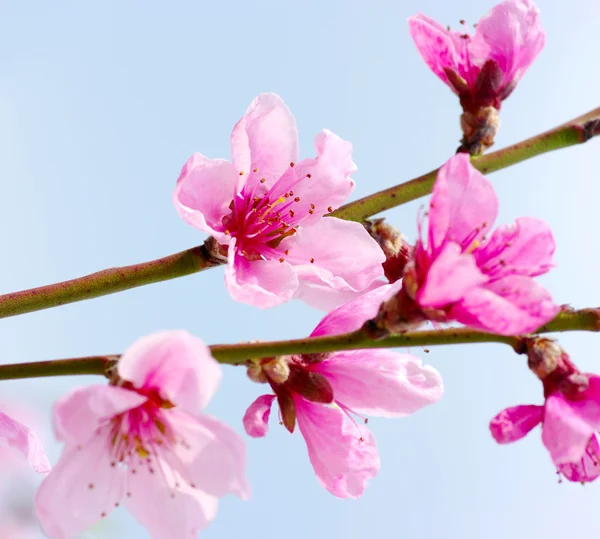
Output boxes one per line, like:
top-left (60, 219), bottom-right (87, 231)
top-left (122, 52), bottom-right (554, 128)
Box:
top-left (0, 0), bottom-right (599, 537)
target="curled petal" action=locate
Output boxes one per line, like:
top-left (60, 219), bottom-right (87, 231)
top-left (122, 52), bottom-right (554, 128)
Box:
top-left (428, 155), bottom-right (498, 254)
top-left (295, 398), bottom-right (379, 499)
top-left (225, 240), bottom-right (298, 308)
top-left (489, 405), bottom-right (543, 444)
top-left (0, 412), bottom-right (50, 473)
top-left (243, 395), bottom-right (276, 438)
top-left (173, 153), bottom-right (237, 243)
top-left (310, 281), bottom-right (402, 337)
top-left (313, 350), bottom-right (443, 418)
top-left (118, 330), bottom-right (221, 413)
top-left (231, 93), bottom-right (299, 196)
top-left (474, 217), bottom-right (555, 278)
top-left (450, 275), bottom-right (559, 335)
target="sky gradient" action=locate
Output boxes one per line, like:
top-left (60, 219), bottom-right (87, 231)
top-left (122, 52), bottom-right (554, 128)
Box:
top-left (0, 0), bottom-right (599, 537)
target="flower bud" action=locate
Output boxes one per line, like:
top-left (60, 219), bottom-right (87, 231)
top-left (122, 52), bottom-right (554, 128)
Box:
top-left (262, 357), bottom-right (291, 384)
top-left (458, 106), bottom-right (500, 155)
top-left (364, 219), bottom-right (413, 283)
top-left (246, 362), bottom-right (268, 384)
top-left (524, 337), bottom-right (582, 397)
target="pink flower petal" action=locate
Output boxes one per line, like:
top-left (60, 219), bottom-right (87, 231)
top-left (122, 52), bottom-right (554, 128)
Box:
top-left (243, 395), bottom-right (276, 438)
top-left (124, 460), bottom-right (219, 539)
top-left (474, 217), bottom-right (555, 278)
top-left (225, 239), bottom-right (299, 308)
top-left (53, 385), bottom-right (147, 446)
top-left (230, 93), bottom-right (299, 196)
top-left (310, 281), bottom-right (402, 337)
top-left (560, 375), bottom-right (600, 432)
top-left (450, 275), bottom-right (559, 334)
top-left (428, 154), bottom-right (498, 254)
top-left (473, 0), bottom-right (545, 87)
top-left (287, 129), bottom-right (356, 226)
top-left (557, 436), bottom-right (600, 484)
top-left (173, 153), bottom-right (238, 243)
top-left (0, 412), bottom-right (50, 473)
top-left (489, 405), bottom-right (543, 444)
top-left (284, 217), bottom-right (385, 304)
top-left (35, 436), bottom-right (126, 539)
top-left (163, 410), bottom-right (250, 499)
top-left (417, 242), bottom-right (486, 308)
top-left (542, 393), bottom-right (596, 465)
top-left (291, 277), bottom-right (387, 313)
top-left (294, 398), bottom-right (380, 499)
top-left (407, 14), bottom-right (464, 89)
top-left (117, 330), bottom-right (221, 413)
top-left (312, 350), bottom-right (443, 418)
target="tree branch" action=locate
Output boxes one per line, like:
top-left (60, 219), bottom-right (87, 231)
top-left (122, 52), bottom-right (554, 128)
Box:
top-left (0, 308), bottom-right (595, 380)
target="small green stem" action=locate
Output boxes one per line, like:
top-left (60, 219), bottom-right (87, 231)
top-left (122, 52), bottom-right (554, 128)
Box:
top-left (0, 109), bottom-right (597, 320)
top-left (332, 107), bottom-right (600, 221)
top-left (0, 309), bottom-right (595, 380)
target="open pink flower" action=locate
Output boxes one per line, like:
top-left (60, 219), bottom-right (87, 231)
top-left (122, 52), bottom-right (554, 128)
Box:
top-left (491, 338), bottom-right (600, 483)
top-left (174, 93), bottom-right (385, 309)
top-left (35, 331), bottom-right (250, 539)
top-left (0, 411), bottom-right (49, 474)
top-left (491, 395), bottom-right (600, 483)
top-left (402, 153), bottom-right (558, 335)
top-left (243, 283), bottom-right (443, 498)
top-left (408, 0), bottom-right (545, 110)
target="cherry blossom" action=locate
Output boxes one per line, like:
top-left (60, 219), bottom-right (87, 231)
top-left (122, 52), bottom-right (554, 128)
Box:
top-left (243, 283), bottom-right (443, 498)
top-left (35, 330), bottom-right (250, 539)
top-left (174, 93), bottom-right (385, 309)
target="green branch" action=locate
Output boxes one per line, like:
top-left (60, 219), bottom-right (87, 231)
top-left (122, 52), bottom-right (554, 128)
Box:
top-left (332, 107), bottom-right (600, 221)
top-left (0, 308), bottom-right (595, 380)
top-left (0, 240), bottom-right (224, 319)
top-left (0, 108), bottom-right (597, 320)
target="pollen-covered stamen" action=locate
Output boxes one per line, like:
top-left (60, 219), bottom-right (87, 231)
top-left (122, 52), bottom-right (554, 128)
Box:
top-left (105, 399), bottom-right (203, 498)
top-left (460, 222), bottom-right (487, 253)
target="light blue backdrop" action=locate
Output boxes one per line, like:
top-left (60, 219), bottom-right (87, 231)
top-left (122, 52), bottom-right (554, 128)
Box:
top-left (0, 0), bottom-right (598, 537)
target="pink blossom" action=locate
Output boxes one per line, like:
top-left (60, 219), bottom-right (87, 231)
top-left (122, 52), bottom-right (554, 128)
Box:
top-left (402, 153), bottom-right (558, 335)
top-left (408, 0), bottom-right (545, 110)
top-left (0, 411), bottom-right (49, 474)
top-left (490, 376), bottom-right (600, 483)
top-left (174, 93), bottom-right (385, 309)
top-left (243, 283), bottom-right (444, 498)
top-left (35, 330), bottom-right (250, 539)
top-left (491, 338), bottom-right (600, 483)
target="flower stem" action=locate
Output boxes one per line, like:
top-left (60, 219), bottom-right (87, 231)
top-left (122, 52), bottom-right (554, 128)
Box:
top-left (0, 109), bottom-right (597, 320)
top-left (0, 308), bottom-right (595, 380)
top-left (332, 107), bottom-right (600, 222)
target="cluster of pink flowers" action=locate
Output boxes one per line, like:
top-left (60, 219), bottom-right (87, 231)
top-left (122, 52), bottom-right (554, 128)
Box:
top-left (3, 0), bottom-right (583, 537)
